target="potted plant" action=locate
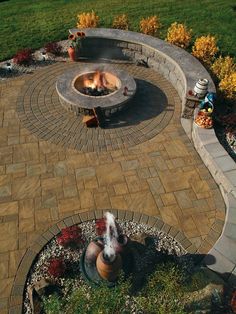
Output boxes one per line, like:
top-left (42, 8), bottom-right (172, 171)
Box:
top-left (68, 31), bottom-right (85, 61)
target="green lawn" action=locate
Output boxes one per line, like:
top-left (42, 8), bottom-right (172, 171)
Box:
top-left (0, 0), bottom-right (235, 61)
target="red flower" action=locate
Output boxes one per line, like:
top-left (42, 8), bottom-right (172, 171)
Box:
top-left (57, 225), bottom-right (84, 248)
top-left (95, 218), bottom-right (107, 236)
top-left (13, 48), bottom-right (33, 65)
top-left (44, 42), bottom-right (62, 55)
top-left (68, 34), bottom-right (75, 41)
top-left (48, 258), bottom-right (66, 278)
top-left (95, 218), bottom-right (122, 236)
top-left (81, 32), bottom-right (86, 37)
top-left (76, 31), bottom-right (82, 37)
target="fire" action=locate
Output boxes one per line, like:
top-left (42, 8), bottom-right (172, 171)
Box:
top-left (83, 71), bottom-right (107, 90)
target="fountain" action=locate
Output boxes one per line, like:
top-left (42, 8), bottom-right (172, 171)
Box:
top-left (81, 212), bottom-right (130, 285)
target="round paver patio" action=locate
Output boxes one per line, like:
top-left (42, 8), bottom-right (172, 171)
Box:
top-left (0, 60), bottom-right (225, 313)
top-left (16, 62), bottom-right (173, 151)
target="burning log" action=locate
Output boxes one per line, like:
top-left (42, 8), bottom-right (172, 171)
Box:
top-left (81, 71), bottom-right (117, 96)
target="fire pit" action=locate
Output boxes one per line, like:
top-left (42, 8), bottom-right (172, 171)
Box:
top-left (56, 64), bottom-right (136, 117)
top-left (74, 71), bottom-right (119, 97)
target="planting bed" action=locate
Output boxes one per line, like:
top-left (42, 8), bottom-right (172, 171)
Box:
top-left (24, 219), bottom-right (186, 313)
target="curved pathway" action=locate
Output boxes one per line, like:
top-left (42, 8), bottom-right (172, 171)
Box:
top-left (0, 60), bottom-right (225, 313)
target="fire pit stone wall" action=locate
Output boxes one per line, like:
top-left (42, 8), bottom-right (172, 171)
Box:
top-left (56, 64), bottom-right (136, 117)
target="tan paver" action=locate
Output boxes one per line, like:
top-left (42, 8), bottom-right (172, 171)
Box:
top-left (0, 62), bottom-right (225, 312)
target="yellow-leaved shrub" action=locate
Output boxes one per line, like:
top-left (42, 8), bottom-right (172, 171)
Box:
top-left (166, 22), bottom-right (192, 49)
top-left (219, 72), bottom-right (236, 99)
top-left (77, 11), bottom-right (99, 28)
top-left (192, 35), bottom-right (219, 64)
top-left (140, 16), bottom-right (161, 36)
top-left (112, 14), bottom-right (129, 30)
top-left (211, 56), bottom-right (236, 80)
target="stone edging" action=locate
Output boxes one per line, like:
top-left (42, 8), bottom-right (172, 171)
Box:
top-left (9, 210), bottom-right (196, 314)
top-left (192, 113), bottom-right (236, 284)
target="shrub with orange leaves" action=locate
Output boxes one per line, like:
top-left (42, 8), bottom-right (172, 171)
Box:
top-left (211, 55), bottom-right (236, 80)
top-left (192, 35), bottom-right (219, 64)
top-left (77, 11), bottom-right (99, 28)
top-left (166, 22), bottom-right (192, 49)
top-left (219, 72), bottom-right (236, 99)
top-left (140, 15), bottom-right (161, 36)
top-left (112, 14), bottom-right (129, 30)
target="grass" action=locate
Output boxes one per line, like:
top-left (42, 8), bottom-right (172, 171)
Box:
top-left (42, 263), bottom-right (228, 314)
top-left (0, 0), bottom-right (235, 61)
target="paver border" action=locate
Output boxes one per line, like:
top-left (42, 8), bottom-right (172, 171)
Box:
top-left (9, 210), bottom-right (196, 313)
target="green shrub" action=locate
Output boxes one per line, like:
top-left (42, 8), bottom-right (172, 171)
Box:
top-left (43, 294), bottom-right (62, 314)
top-left (134, 262), bottom-right (186, 314)
top-left (65, 275), bottom-right (131, 314)
top-left (42, 262), bottom-right (226, 314)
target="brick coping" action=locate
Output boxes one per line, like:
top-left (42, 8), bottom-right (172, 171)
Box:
top-left (9, 210), bottom-right (196, 313)
top-left (192, 111), bottom-right (236, 284)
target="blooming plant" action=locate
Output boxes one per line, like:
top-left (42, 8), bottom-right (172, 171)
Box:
top-left (140, 15), bottom-right (161, 36)
top-left (48, 258), bottom-right (66, 278)
top-left (192, 35), bottom-right (219, 64)
top-left (77, 11), bottom-right (99, 28)
top-left (57, 225), bottom-right (84, 248)
top-left (211, 56), bottom-right (236, 80)
top-left (219, 72), bottom-right (236, 99)
top-left (112, 14), bottom-right (129, 30)
top-left (13, 48), bottom-right (33, 65)
top-left (44, 42), bottom-right (62, 55)
top-left (95, 218), bottom-right (107, 236)
top-left (166, 22), bottom-right (192, 49)
top-left (68, 31), bottom-right (85, 50)
top-left (95, 218), bottom-right (122, 236)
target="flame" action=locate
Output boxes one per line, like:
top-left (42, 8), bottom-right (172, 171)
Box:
top-left (83, 71), bottom-right (107, 90)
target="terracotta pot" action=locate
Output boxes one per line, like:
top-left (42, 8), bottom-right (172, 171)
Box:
top-left (67, 47), bottom-right (78, 61)
top-left (96, 251), bottom-right (122, 282)
top-left (85, 239), bottom-right (104, 265)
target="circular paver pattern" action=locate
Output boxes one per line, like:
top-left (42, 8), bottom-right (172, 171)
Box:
top-left (17, 61), bottom-right (174, 152)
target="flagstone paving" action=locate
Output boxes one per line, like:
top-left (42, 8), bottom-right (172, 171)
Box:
top-left (0, 61), bottom-right (225, 313)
